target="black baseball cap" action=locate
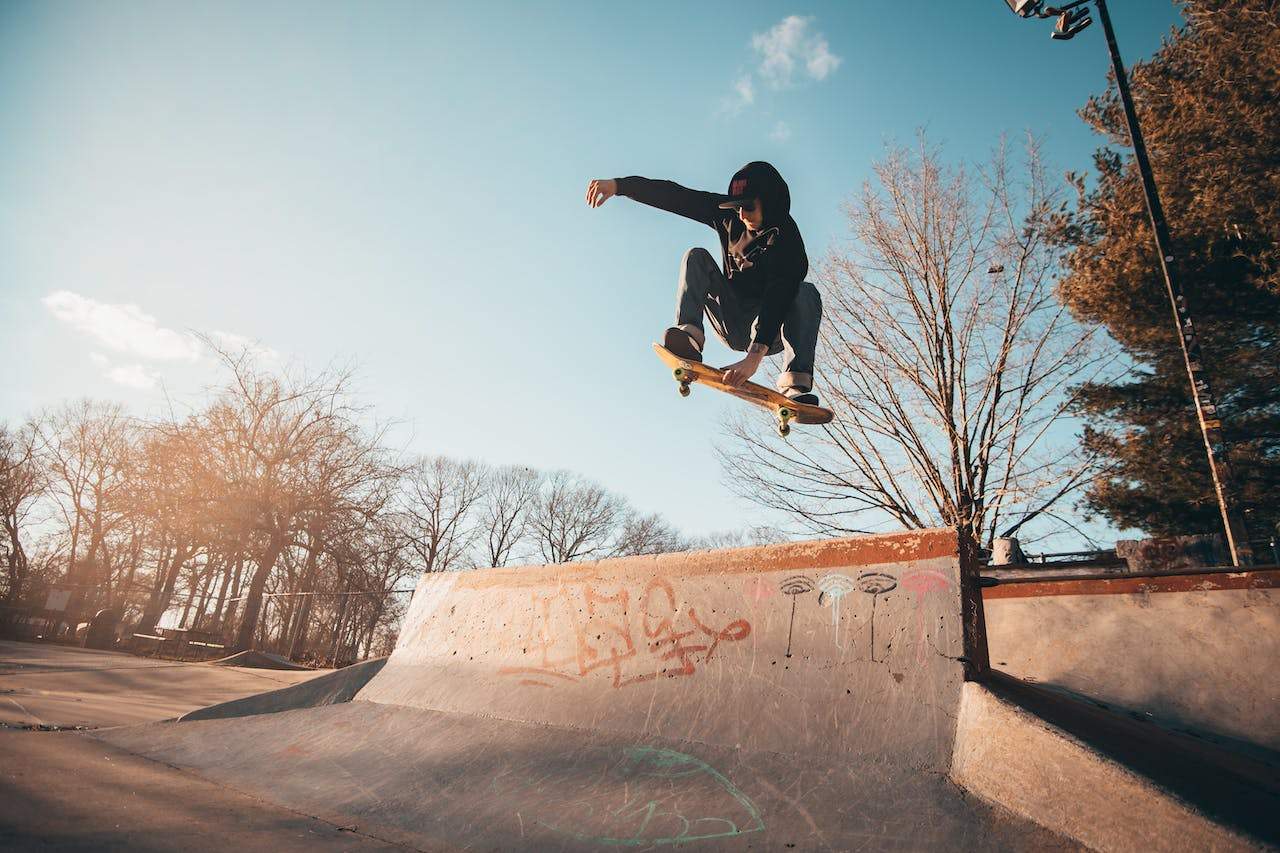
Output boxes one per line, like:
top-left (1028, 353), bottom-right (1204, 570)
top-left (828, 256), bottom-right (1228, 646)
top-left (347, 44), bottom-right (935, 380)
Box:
top-left (718, 161), bottom-right (790, 212)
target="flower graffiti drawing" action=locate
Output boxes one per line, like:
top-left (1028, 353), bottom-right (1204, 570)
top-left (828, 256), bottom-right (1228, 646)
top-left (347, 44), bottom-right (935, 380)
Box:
top-left (816, 573), bottom-right (856, 646)
top-left (900, 569), bottom-right (950, 665)
top-left (856, 572), bottom-right (898, 662)
top-left (778, 575), bottom-right (814, 657)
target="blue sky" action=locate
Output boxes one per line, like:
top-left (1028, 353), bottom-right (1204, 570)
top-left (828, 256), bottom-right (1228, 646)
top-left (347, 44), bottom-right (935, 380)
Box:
top-left (0, 1), bottom-right (1184, 541)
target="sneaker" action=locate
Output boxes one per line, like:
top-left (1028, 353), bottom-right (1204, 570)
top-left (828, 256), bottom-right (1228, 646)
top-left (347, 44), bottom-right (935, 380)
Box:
top-left (784, 389), bottom-right (820, 406)
top-left (663, 327), bottom-right (703, 362)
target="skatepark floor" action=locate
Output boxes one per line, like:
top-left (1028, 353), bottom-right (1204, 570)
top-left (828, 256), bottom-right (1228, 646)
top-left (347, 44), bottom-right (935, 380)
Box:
top-left (0, 639), bottom-right (328, 730)
top-left (0, 728), bottom-right (408, 851)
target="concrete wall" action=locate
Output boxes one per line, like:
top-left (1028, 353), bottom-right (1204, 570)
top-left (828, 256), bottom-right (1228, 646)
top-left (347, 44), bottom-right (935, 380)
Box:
top-left (984, 569), bottom-right (1280, 752)
top-left (359, 528), bottom-right (982, 771)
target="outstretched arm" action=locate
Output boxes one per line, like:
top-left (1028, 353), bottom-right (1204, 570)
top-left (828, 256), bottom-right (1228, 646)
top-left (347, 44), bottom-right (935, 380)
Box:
top-left (584, 176), bottom-right (723, 227)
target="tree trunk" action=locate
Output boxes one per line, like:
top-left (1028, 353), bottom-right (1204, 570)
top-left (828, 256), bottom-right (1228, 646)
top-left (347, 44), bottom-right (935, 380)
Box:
top-left (178, 569), bottom-right (199, 629)
top-left (232, 531), bottom-right (287, 652)
top-left (286, 544), bottom-right (322, 659)
top-left (136, 541), bottom-right (193, 635)
top-left (191, 563), bottom-right (217, 630)
top-left (217, 554), bottom-right (245, 635)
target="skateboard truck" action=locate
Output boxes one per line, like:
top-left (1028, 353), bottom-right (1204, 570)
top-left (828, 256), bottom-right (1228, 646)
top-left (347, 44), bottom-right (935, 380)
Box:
top-left (672, 365), bottom-right (796, 437)
top-left (672, 366), bottom-right (693, 397)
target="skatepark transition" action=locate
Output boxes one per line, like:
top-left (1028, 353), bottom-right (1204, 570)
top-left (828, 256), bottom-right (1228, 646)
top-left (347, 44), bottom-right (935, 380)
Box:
top-left (95, 528), bottom-right (1271, 851)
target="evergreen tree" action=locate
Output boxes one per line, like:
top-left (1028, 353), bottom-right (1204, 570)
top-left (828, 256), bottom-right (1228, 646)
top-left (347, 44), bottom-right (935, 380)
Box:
top-left (1056, 1), bottom-right (1280, 542)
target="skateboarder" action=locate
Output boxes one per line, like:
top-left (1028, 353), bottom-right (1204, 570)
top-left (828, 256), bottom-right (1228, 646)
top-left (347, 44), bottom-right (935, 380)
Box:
top-left (585, 161), bottom-right (822, 405)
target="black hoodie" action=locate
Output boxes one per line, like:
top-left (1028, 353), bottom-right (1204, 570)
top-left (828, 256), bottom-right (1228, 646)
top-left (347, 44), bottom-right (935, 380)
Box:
top-left (615, 163), bottom-right (808, 347)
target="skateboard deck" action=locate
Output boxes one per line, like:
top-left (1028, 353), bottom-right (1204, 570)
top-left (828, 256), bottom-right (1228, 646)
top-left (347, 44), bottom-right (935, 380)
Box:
top-left (653, 343), bottom-right (834, 437)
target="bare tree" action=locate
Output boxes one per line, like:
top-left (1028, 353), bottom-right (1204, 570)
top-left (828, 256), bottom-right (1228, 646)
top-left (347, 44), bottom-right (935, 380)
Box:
top-left (477, 465), bottom-right (540, 567)
top-left (611, 512), bottom-right (687, 557)
top-left (38, 400), bottom-right (135, 616)
top-left (401, 457), bottom-right (486, 572)
top-left (528, 471), bottom-right (625, 563)
top-left (723, 138), bottom-right (1111, 547)
top-left (196, 345), bottom-right (390, 652)
top-left (0, 419), bottom-right (47, 603)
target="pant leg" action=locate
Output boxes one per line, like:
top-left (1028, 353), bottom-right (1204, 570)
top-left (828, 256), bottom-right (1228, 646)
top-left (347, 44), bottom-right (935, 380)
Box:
top-left (776, 281), bottom-right (822, 392)
top-left (677, 247), bottom-right (755, 352)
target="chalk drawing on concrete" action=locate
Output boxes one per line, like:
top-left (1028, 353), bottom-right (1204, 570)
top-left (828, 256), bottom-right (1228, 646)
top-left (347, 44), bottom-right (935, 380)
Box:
top-left (779, 575), bottom-right (815, 658)
top-left (901, 569), bottom-right (951, 664)
top-left (817, 573), bottom-right (856, 646)
top-left (536, 746), bottom-right (764, 847)
top-left (856, 572), bottom-right (898, 662)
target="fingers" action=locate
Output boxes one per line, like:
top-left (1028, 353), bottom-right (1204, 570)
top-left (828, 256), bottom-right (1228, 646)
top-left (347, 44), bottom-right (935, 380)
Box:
top-left (585, 179), bottom-right (609, 208)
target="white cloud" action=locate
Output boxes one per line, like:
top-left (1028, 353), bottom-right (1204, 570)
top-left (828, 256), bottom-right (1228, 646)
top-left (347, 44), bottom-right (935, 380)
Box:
top-left (719, 73), bottom-right (756, 116)
top-left (751, 16), bottom-right (842, 89)
top-left (210, 330), bottom-right (282, 364)
top-left (770, 121), bottom-right (793, 143)
top-left (105, 363), bottom-right (159, 390)
top-left (43, 291), bottom-right (203, 362)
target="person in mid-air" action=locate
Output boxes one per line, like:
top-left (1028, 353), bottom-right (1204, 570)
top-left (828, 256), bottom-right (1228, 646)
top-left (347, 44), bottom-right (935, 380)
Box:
top-left (585, 161), bottom-right (821, 405)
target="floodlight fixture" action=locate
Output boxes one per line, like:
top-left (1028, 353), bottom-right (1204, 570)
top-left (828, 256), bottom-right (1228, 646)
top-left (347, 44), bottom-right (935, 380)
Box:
top-left (1005, 0), bottom-right (1044, 16)
top-left (1052, 8), bottom-right (1093, 39)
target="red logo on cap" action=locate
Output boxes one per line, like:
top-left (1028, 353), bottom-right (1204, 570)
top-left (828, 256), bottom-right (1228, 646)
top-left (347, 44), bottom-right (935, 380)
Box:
top-left (730, 179), bottom-right (748, 196)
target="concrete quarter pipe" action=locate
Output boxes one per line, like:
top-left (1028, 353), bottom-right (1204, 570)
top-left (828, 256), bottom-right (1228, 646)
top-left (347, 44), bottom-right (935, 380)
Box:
top-left (97, 529), bottom-right (1075, 850)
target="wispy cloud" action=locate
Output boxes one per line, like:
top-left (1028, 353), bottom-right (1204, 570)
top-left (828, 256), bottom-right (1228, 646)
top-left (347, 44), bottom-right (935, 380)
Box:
top-left (752, 16), bottom-right (842, 88)
top-left (719, 73), bottom-right (756, 116)
top-left (46, 291), bottom-right (275, 391)
top-left (718, 15), bottom-right (841, 136)
top-left (43, 290), bottom-right (203, 362)
top-left (209, 330), bottom-right (282, 364)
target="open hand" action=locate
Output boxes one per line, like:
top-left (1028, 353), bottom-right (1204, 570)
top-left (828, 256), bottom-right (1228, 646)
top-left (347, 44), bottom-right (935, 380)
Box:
top-left (722, 351), bottom-right (764, 388)
top-left (585, 178), bottom-right (617, 208)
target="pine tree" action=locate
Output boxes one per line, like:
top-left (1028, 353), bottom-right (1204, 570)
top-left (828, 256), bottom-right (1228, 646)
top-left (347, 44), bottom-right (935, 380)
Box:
top-left (1057, 1), bottom-right (1280, 542)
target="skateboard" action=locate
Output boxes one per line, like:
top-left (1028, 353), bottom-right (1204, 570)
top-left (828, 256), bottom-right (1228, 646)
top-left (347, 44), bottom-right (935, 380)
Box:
top-left (653, 343), bottom-right (834, 437)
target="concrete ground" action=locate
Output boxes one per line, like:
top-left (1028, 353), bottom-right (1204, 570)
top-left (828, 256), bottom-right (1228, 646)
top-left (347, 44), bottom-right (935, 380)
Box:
top-left (0, 640), bottom-right (413, 852)
top-left (0, 640), bottom-right (327, 729)
top-left (0, 729), bottom-right (411, 851)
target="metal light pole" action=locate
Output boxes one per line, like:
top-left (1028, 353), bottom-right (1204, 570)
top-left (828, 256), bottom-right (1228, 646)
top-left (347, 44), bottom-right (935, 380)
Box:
top-left (1006, 0), bottom-right (1253, 565)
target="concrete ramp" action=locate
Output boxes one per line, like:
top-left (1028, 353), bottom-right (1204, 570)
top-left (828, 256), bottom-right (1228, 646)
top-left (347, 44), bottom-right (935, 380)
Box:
top-left (96, 530), bottom-right (1076, 850)
top-left (359, 528), bottom-right (986, 769)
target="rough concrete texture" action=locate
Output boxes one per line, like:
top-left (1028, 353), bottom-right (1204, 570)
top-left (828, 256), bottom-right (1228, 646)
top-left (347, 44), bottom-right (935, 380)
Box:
top-left (0, 640), bottom-right (326, 729)
top-left (100, 699), bottom-right (1074, 852)
top-left (0, 729), bottom-right (404, 851)
top-left (359, 528), bottom-right (977, 771)
top-left (985, 577), bottom-right (1280, 752)
top-left (97, 529), bottom-right (1078, 850)
top-left (951, 681), bottom-right (1259, 853)
top-left (179, 657), bottom-right (387, 722)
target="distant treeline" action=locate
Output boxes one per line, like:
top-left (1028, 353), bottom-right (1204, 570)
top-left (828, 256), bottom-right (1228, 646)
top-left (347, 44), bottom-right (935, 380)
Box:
top-left (0, 348), bottom-right (776, 664)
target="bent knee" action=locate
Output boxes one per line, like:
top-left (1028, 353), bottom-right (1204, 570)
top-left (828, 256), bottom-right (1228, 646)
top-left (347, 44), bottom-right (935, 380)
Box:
top-left (796, 281), bottom-right (822, 313)
top-left (682, 246), bottom-right (716, 269)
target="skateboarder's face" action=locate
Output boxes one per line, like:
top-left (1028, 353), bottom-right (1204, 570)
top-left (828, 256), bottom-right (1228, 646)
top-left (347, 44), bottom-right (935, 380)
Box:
top-left (737, 197), bottom-right (765, 231)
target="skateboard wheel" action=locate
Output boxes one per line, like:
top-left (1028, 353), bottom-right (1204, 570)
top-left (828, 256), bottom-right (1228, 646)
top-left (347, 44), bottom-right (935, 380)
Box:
top-left (678, 383), bottom-right (691, 398)
top-left (673, 367), bottom-right (687, 381)
top-left (778, 423), bottom-right (791, 438)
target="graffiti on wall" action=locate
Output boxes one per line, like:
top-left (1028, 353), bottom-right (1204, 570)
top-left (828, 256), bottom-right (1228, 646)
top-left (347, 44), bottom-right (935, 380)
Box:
top-left (498, 577), bottom-right (751, 689)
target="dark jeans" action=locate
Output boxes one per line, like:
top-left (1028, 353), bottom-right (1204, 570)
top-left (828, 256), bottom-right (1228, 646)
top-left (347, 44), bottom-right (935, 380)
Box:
top-left (675, 247), bottom-right (820, 392)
